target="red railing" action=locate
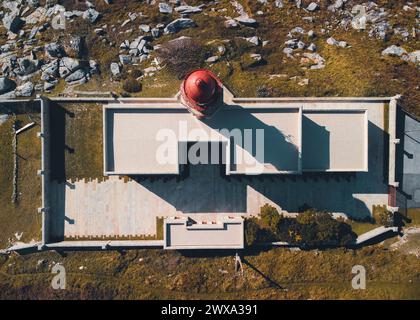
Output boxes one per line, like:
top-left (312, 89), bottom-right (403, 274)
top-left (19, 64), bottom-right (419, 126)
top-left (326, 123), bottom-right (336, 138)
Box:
top-left (388, 185), bottom-right (397, 207)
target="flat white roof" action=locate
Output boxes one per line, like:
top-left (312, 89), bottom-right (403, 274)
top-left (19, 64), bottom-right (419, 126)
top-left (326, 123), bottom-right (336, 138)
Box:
top-left (302, 110), bottom-right (368, 171)
top-left (104, 102), bottom-right (368, 175)
top-left (164, 217), bottom-right (244, 249)
top-left (104, 105), bottom-right (302, 175)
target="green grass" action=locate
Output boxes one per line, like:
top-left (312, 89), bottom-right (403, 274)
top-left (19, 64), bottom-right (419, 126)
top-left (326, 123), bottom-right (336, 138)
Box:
top-left (0, 246), bottom-right (419, 299)
top-left (407, 209), bottom-right (420, 226)
top-left (0, 113), bottom-right (42, 248)
top-left (49, 103), bottom-right (104, 181)
top-left (346, 220), bottom-right (378, 236)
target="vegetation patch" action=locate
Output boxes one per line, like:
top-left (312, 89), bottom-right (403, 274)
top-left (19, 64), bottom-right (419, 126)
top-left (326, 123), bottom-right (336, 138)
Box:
top-left (245, 204), bottom-right (357, 248)
top-left (157, 37), bottom-right (208, 79)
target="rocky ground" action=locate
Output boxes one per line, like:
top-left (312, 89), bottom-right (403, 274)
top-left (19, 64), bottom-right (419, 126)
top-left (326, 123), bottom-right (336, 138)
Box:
top-left (0, 0), bottom-right (419, 113)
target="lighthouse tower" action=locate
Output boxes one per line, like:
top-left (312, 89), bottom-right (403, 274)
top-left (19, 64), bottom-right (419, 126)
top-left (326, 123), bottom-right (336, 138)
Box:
top-left (180, 69), bottom-right (223, 119)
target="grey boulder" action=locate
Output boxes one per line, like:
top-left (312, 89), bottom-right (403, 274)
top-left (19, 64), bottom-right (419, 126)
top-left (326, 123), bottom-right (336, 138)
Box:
top-left (306, 2), bottom-right (319, 11)
top-left (15, 82), bottom-right (34, 97)
top-left (110, 62), bottom-right (120, 76)
top-left (164, 18), bottom-right (196, 34)
top-left (2, 11), bottom-right (24, 33)
top-left (0, 77), bottom-right (16, 94)
top-left (83, 8), bottom-right (100, 23)
top-left (382, 45), bottom-right (407, 57)
top-left (159, 3), bottom-right (173, 14)
top-left (64, 69), bottom-right (86, 83)
top-left (45, 42), bottom-right (64, 58)
top-left (59, 57), bottom-right (80, 78)
top-left (234, 16), bottom-right (258, 27)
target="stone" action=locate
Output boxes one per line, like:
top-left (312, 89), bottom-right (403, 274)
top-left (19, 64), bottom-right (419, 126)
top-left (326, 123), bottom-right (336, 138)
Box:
top-left (151, 27), bottom-right (160, 38)
top-left (283, 47), bottom-right (294, 56)
top-left (326, 37), bottom-right (339, 46)
top-left (164, 18), bottom-right (196, 34)
top-left (0, 76), bottom-right (16, 94)
top-left (298, 78), bottom-right (309, 86)
top-left (275, 0), bottom-right (283, 9)
top-left (28, 0), bottom-right (40, 7)
top-left (86, 1), bottom-right (95, 9)
top-left (307, 43), bottom-right (317, 52)
top-left (250, 53), bottom-right (262, 62)
top-left (338, 41), bottom-right (347, 48)
top-left (64, 36), bottom-right (84, 58)
top-left (128, 12), bottom-right (138, 21)
top-left (306, 2), bottom-right (319, 11)
top-left (129, 48), bottom-right (139, 57)
top-left (285, 39), bottom-right (304, 49)
top-left (17, 57), bottom-right (38, 76)
top-left (159, 3), bottom-right (173, 14)
top-left (206, 56), bottom-right (219, 63)
top-left (2, 11), bottom-right (24, 33)
top-left (65, 69), bottom-right (86, 83)
top-left (119, 54), bottom-right (131, 65)
top-left (44, 81), bottom-right (56, 91)
top-left (121, 19), bottom-right (130, 28)
top-left (394, 27), bottom-right (410, 40)
top-left (303, 52), bottom-right (325, 69)
top-left (245, 36), bottom-right (260, 46)
top-left (120, 40), bottom-right (129, 50)
top-left (94, 28), bottom-right (106, 35)
top-left (83, 8), bottom-right (100, 23)
top-left (59, 57), bottom-right (80, 78)
top-left (139, 24), bottom-right (151, 32)
top-left (41, 59), bottom-right (59, 76)
top-left (15, 81), bottom-right (34, 97)
top-left (174, 5), bottom-right (202, 14)
top-left (45, 42), bottom-right (64, 58)
top-left (110, 62), bottom-right (120, 76)
top-left (381, 45), bottom-right (407, 57)
top-left (28, 26), bottom-right (38, 39)
top-left (288, 27), bottom-right (305, 37)
top-left (334, 0), bottom-right (344, 9)
top-left (407, 51), bottom-right (420, 65)
top-left (234, 16), bottom-right (258, 27)
top-left (224, 18), bottom-right (238, 28)
top-left (89, 60), bottom-right (99, 74)
top-left (25, 7), bottom-right (47, 24)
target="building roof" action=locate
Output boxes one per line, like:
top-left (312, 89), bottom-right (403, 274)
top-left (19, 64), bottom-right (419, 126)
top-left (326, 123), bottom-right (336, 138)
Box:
top-left (103, 88), bottom-right (369, 176)
top-left (164, 217), bottom-right (244, 249)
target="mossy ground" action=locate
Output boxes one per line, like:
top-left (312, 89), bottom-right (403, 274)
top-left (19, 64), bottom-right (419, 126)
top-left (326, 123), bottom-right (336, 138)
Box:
top-left (48, 102), bottom-right (104, 181)
top-left (0, 246), bottom-right (419, 299)
top-left (37, 0), bottom-right (419, 116)
top-left (0, 113), bottom-right (42, 248)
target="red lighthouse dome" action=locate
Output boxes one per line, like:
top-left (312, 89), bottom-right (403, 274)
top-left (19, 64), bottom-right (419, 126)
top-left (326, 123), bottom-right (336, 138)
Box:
top-left (184, 70), bottom-right (216, 104)
top-left (180, 69), bottom-right (223, 119)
